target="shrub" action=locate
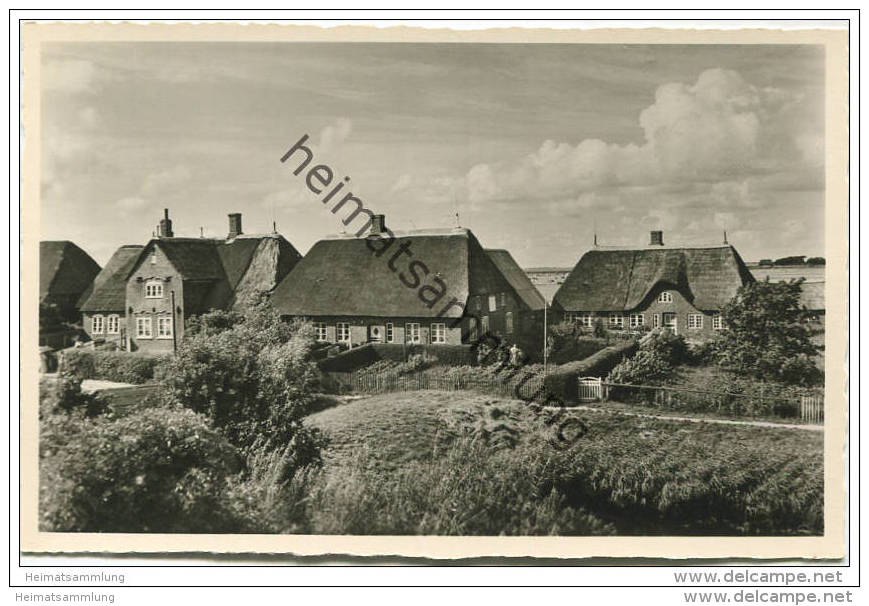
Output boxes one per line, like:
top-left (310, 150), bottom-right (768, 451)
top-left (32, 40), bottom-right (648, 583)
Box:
top-left (607, 331), bottom-right (689, 387)
top-left (40, 407), bottom-right (243, 532)
top-left (60, 349), bottom-right (167, 384)
top-left (715, 279), bottom-right (822, 386)
top-left (547, 322), bottom-right (609, 364)
top-left (159, 300), bottom-right (326, 466)
top-left (543, 340), bottom-right (638, 402)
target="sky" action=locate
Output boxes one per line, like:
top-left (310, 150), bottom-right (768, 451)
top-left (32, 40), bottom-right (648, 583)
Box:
top-left (40, 42), bottom-right (825, 267)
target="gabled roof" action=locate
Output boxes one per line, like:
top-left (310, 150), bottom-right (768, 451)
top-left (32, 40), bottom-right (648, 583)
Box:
top-left (554, 245), bottom-right (755, 312)
top-left (124, 234), bottom-right (302, 315)
top-left (39, 241), bottom-right (101, 302)
top-left (272, 228), bottom-right (505, 319)
top-left (78, 245), bottom-right (144, 312)
top-left (485, 249), bottom-right (546, 311)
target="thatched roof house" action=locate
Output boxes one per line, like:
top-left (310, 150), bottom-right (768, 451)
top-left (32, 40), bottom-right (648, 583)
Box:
top-left (78, 245), bottom-right (144, 313)
top-left (81, 210), bottom-right (302, 352)
top-left (484, 249), bottom-right (547, 311)
top-left (39, 240), bottom-right (101, 319)
top-left (271, 215), bottom-right (541, 349)
top-left (554, 231), bottom-right (754, 339)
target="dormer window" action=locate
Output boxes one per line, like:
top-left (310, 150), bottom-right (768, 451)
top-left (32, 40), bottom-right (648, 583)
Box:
top-left (150, 252), bottom-right (157, 265)
top-left (145, 280), bottom-right (164, 298)
top-left (658, 291), bottom-right (673, 303)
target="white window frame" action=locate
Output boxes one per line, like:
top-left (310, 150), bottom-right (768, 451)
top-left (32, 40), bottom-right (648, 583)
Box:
top-left (313, 322), bottom-right (328, 342)
top-left (386, 323), bottom-right (394, 343)
top-left (658, 291), bottom-right (673, 303)
top-left (431, 323), bottom-right (446, 344)
top-left (136, 317), bottom-right (152, 339)
top-left (336, 322), bottom-right (351, 343)
top-left (505, 311), bottom-right (514, 334)
top-left (653, 314), bottom-right (660, 328)
top-left (488, 295), bottom-right (497, 312)
top-left (91, 314), bottom-right (104, 334)
top-left (405, 322), bottom-right (421, 344)
top-left (145, 280), bottom-right (164, 299)
top-left (629, 313), bottom-right (645, 328)
top-left (712, 314), bottom-right (725, 330)
top-left (579, 313), bottom-right (593, 328)
top-left (157, 316), bottom-right (174, 339)
top-left (609, 313), bottom-right (624, 328)
top-left (688, 314), bottom-right (703, 330)
top-left (106, 314), bottom-right (120, 334)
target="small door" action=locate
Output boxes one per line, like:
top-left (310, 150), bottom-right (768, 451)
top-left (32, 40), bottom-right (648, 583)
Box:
top-left (369, 325), bottom-right (384, 343)
top-left (662, 312), bottom-right (677, 334)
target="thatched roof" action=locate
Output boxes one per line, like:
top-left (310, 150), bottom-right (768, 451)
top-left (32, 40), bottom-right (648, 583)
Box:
top-left (485, 249), bottom-right (546, 311)
top-left (799, 281), bottom-right (825, 311)
top-left (78, 245), bottom-right (144, 312)
top-left (554, 245), bottom-right (755, 312)
top-left (39, 240), bottom-right (101, 303)
top-left (272, 227), bottom-right (519, 319)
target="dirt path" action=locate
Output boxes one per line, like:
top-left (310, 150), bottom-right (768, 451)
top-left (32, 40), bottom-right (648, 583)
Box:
top-left (545, 404), bottom-right (824, 432)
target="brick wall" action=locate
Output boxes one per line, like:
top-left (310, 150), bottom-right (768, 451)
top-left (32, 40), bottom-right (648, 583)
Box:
top-left (125, 245), bottom-right (182, 353)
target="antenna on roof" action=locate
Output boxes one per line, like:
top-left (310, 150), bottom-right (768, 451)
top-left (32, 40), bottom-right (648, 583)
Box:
top-left (723, 229), bottom-right (728, 245)
top-left (273, 221), bottom-right (277, 234)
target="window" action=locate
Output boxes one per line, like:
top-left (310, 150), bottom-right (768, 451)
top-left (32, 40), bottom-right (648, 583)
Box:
top-left (405, 323), bottom-right (421, 344)
top-left (386, 323), bottom-right (394, 343)
top-left (474, 297), bottom-right (482, 311)
top-left (313, 322), bottom-right (327, 342)
top-left (653, 314), bottom-right (660, 328)
top-left (481, 315), bottom-right (490, 334)
top-left (336, 323), bottom-right (351, 343)
top-left (688, 314), bottom-right (703, 330)
top-left (431, 323), bottom-right (446, 344)
top-left (145, 280), bottom-right (164, 298)
top-left (157, 317), bottom-right (173, 339)
top-left (609, 313), bottom-right (624, 328)
top-left (712, 314), bottom-right (725, 330)
top-left (488, 295), bottom-right (497, 312)
top-left (579, 313), bottom-right (593, 328)
top-left (505, 312), bottom-right (514, 334)
top-left (629, 313), bottom-right (645, 328)
top-left (468, 317), bottom-right (478, 342)
top-left (107, 315), bottom-right (120, 334)
top-left (658, 291), bottom-right (673, 303)
top-left (500, 292), bottom-right (507, 307)
top-left (150, 252), bottom-right (157, 265)
top-left (91, 314), bottom-right (104, 334)
top-left (136, 317), bottom-right (152, 339)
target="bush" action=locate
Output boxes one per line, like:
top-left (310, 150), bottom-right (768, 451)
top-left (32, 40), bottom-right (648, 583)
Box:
top-left (60, 349), bottom-right (167, 384)
top-left (159, 302), bottom-right (325, 461)
top-left (543, 340), bottom-right (639, 403)
top-left (40, 407), bottom-right (243, 532)
top-left (607, 331), bottom-right (689, 387)
top-left (318, 343), bottom-right (476, 373)
top-left (547, 322), bottom-right (609, 364)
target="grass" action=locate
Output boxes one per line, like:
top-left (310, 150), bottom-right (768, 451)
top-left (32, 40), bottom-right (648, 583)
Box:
top-left (306, 389), bottom-right (823, 535)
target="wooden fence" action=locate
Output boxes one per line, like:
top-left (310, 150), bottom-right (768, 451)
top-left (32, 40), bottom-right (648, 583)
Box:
top-left (597, 381), bottom-right (823, 424)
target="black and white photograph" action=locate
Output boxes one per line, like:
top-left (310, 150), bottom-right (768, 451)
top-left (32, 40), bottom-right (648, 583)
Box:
top-left (19, 19), bottom-right (849, 565)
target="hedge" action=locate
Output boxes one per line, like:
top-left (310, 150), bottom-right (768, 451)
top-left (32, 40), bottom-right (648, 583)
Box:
top-left (543, 340), bottom-right (639, 403)
top-left (60, 349), bottom-right (168, 385)
top-left (318, 343), bottom-right (475, 373)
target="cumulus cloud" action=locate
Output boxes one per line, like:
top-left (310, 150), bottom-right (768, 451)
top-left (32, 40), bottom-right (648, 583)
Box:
top-left (461, 68), bottom-right (822, 216)
top-left (318, 118), bottom-right (352, 155)
top-left (115, 197), bottom-right (149, 211)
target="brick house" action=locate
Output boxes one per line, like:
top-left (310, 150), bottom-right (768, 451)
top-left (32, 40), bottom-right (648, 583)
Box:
top-left (82, 210), bottom-right (302, 353)
top-left (79, 245), bottom-right (144, 348)
top-left (270, 215), bottom-right (545, 352)
top-left (553, 231), bottom-right (755, 341)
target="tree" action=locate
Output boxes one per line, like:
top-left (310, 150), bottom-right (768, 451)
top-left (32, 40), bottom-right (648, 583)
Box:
top-left (758, 259), bottom-right (773, 267)
top-left (158, 294), bottom-right (326, 473)
top-left (806, 257), bottom-right (826, 266)
top-left (773, 255), bottom-right (806, 266)
top-left (714, 279), bottom-right (821, 385)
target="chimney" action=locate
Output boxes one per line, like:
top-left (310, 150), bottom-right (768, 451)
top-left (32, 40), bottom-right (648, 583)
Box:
top-left (157, 208), bottom-right (174, 238)
top-left (649, 230), bottom-right (664, 246)
top-left (228, 213), bottom-right (243, 239)
top-left (371, 214), bottom-right (387, 235)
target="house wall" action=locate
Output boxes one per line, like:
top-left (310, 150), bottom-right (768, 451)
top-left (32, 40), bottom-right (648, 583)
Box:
top-left (564, 287), bottom-right (725, 342)
top-left (82, 311), bottom-right (128, 347)
top-left (288, 315), bottom-right (469, 346)
top-left (126, 245), bottom-right (183, 353)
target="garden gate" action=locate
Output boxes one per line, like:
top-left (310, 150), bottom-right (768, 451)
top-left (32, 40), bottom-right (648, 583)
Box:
top-left (577, 376), bottom-right (603, 402)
